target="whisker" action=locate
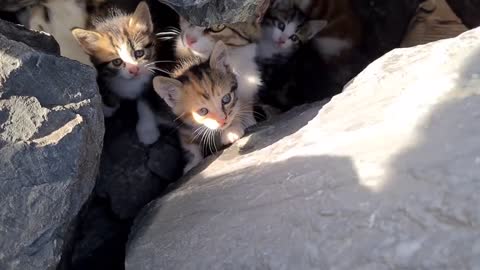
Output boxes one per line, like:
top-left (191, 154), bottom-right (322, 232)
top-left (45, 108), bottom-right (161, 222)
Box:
top-left (147, 67), bottom-right (172, 75)
top-left (156, 31), bottom-right (179, 36)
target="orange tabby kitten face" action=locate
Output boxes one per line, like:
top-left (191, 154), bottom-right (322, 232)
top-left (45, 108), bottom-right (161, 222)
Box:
top-left (72, 1), bottom-right (155, 79)
top-left (154, 42), bottom-right (241, 130)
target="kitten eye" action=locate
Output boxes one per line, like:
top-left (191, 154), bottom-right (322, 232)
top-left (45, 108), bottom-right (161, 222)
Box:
top-left (207, 24), bottom-right (226, 33)
top-left (290, 35), bottom-right (299, 42)
top-left (277, 22), bottom-right (285, 31)
top-left (111, 58), bottom-right (123, 66)
top-left (222, 93), bottom-right (231, 105)
top-left (197, 108), bottom-right (209, 116)
top-left (134, 50), bottom-right (145, 59)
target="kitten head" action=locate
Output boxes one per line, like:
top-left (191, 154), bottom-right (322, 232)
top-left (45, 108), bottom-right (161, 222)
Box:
top-left (175, 16), bottom-right (261, 59)
top-left (71, 1), bottom-right (155, 79)
top-left (263, 6), bottom-right (326, 50)
top-left (154, 41), bottom-right (240, 130)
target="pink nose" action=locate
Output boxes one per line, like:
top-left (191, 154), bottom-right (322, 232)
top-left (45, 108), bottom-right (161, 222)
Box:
top-left (185, 35), bottom-right (197, 47)
top-left (128, 66), bottom-right (139, 75)
top-left (278, 38), bottom-right (286, 44)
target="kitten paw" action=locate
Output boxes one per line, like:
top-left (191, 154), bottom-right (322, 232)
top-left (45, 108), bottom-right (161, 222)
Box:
top-left (221, 126), bottom-right (245, 145)
top-left (183, 156), bottom-right (202, 174)
top-left (137, 124), bottom-right (160, 145)
top-left (103, 104), bottom-right (119, 118)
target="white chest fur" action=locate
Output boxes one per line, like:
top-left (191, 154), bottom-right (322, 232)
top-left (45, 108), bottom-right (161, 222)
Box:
top-left (228, 44), bottom-right (262, 102)
top-left (107, 74), bottom-right (152, 100)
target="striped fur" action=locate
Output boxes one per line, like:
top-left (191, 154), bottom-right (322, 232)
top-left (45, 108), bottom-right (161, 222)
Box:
top-left (154, 42), bottom-right (251, 173)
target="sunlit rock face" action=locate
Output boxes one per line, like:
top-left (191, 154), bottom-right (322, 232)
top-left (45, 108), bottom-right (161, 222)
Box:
top-left (126, 26), bottom-right (480, 269)
top-left (0, 19), bottom-right (103, 270)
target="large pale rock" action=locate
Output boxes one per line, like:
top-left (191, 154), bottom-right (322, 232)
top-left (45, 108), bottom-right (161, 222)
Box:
top-left (126, 26), bottom-right (480, 269)
top-left (0, 20), bottom-right (103, 270)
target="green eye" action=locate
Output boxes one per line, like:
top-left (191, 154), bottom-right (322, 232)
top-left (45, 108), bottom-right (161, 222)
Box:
top-left (207, 24), bottom-right (226, 33)
top-left (198, 108), bottom-right (209, 116)
top-left (222, 93), bottom-right (231, 104)
top-left (112, 58), bottom-right (123, 66)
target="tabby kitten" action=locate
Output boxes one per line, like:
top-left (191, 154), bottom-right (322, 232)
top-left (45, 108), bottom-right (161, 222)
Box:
top-left (175, 16), bottom-right (262, 106)
top-left (154, 41), bottom-right (248, 173)
top-left (293, 0), bottom-right (363, 59)
top-left (72, 1), bottom-right (161, 145)
top-left (257, 2), bottom-right (327, 60)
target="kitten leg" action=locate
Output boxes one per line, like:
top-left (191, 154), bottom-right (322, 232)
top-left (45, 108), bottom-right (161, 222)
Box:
top-left (181, 141), bottom-right (203, 174)
top-left (103, 103), bottom-right (119, 118)
top-left (136, 99), bottom-right (161, 145)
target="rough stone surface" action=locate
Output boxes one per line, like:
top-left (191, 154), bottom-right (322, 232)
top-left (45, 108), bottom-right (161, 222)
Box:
top-left (446, 0), bottom-right (480, 29)
top-left (0, 20), bottom-right (103, 270)
top-left (0, 0), bottom-right (38, 12)
top-left (0, 19), bottom-right (60, 55)
top-left (126, 26), bottom-right (480, 270)
top-left (160, 0), bottom-right (269, 26)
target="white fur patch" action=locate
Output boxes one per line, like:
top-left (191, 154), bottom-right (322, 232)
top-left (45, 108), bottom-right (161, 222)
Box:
top-left (107, 73), bottom-right (152, 100)
top-left (136, 99), bottom-right (160, 145)
top-left (313, 37), bottom-right (352, 58)
top-left (229, 44), bottom-right (262, 102)
top-left (119, 44), bottom-right (136, 64)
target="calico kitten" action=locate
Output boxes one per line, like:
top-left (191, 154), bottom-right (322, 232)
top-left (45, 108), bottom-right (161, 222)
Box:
top-left (72, 1), bottom-right (161, 145)
top-left (154, 41), bottom-right (248, 173)
top-left (175, 16), bottom-right (261, 116)
top-left (293, 0), bottom-right (363, 59)
top-left (257, 2), bottom-right (327, 61)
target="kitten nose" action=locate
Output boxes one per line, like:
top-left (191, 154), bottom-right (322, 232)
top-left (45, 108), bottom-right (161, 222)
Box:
top-left (217, 118), bottom-right (226, 127)
top-left (185, 35), bottom-right (197, 47)
top-left (128, 65), bottom-right (140, 75)
top-left (278, 38), bottom-right (286, 44)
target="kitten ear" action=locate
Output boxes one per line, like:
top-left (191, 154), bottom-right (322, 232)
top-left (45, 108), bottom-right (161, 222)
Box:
top-left (300, 20), bottom-right (327, 40)
top-left (129, 1), bottom-right (153, 33)
top-left (71, 28), bottom-right (102, 55)
top-left (209, 41), bottom-right (229, 73)
top-left (153, 76), bottom-right (182, 108)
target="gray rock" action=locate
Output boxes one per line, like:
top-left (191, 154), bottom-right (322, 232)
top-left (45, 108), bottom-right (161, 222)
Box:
top-left (0, 20), bottom-right (103, 270)
top-left (0, 0), bottom-right (38, 12)
top-left (126, 26), bottom-right (480, 269)
top-left (0, 19), bottom-right (60, 55)
top-left (159, 0), bottom-right (269, 26)
top-left (446, 0), bottom-right (480, 29)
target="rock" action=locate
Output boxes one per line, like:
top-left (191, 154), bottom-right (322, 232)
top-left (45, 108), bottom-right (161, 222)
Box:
top-left (0, 19), bottom-right (60, 55)
top-left (95, 102), bottom-right (185, 219)
top-left (445, 0), bottom-right (480, 29)
top-left (126, 26), bottom-right (480, 269)
top-left (0, 0), bottom-right (39, 12)
top-left (0, 19), bottom-right (103, 270)
top-left (159, 0), bottom-right (269, 26)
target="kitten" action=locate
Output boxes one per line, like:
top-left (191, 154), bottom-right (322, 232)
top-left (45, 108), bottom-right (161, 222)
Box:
top-left (72, 1), bottom-right (161, 145)
top-left (175, 16), bottom-right (261, 125)
top-left (292, 0), bottom-right (363, 59)
top-left (154, 41), bottom-right (248, 173)
top-left (257, 2), bottom-right (327, 61)
top-left (17, 0), bottom-right (93, 66)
